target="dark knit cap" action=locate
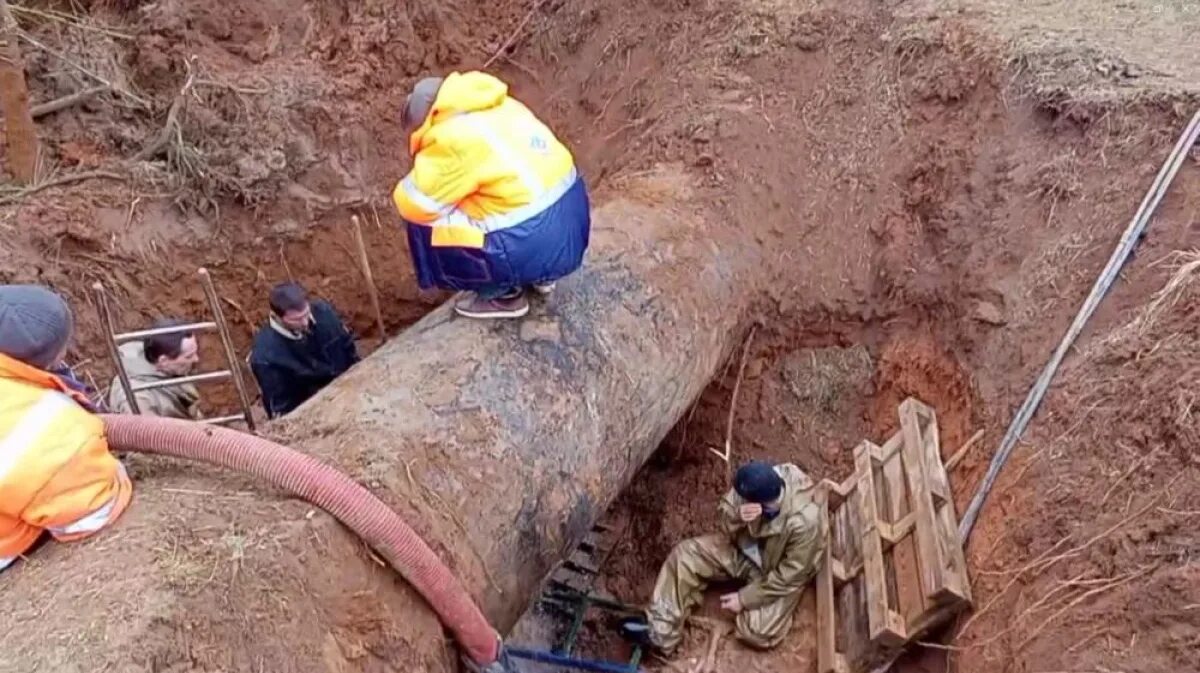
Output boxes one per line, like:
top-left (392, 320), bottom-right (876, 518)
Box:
top-left (402, 77), bottom-right (444, 134)
top-left (734, 461), bottom-right (784, 504)
top-left (0, 285), bottom-right (74, 370)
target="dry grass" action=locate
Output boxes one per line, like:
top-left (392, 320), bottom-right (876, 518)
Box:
top-left (10, 2), bottom-right (133, 40)
top-left (782, 345), bottom-right (873, 414)
top-left (900, 0), bottom-right (1200, 105)
top-left (1080, 250), bottom-right (1200, 360)
top-left (1127, 250), bottom-right (1200, 335)
top-left (1028, 152), bottom-right (1083, 201)
top-left (152, 515), bottom-right (289, 594)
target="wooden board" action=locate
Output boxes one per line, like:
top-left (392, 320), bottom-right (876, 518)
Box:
top-left (899, 399), bottom-right (971, 606)
top-left (855, 442), bottom-right (907, 649)
top-left (816, 398), bottom-right (973, 673)
top-left (815, 487), bottom-right (848, 673)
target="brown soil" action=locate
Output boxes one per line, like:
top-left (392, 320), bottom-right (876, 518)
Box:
top-left (2, 0), bottom-right (1199, 672)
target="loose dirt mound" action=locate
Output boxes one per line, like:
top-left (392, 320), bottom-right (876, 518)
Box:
top-left (2, 0), bottom-right (1199, 672)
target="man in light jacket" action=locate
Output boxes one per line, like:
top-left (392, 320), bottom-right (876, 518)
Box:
top-left (108, 318), bottom-right (202, 419)
top-left (621, 461), bottom-right (825, 653)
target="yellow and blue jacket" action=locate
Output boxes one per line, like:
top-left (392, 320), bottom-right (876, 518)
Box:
top-left (393, 72), bottom-right (590, 290)
top-left (0, 354), bottom-right (132, 572)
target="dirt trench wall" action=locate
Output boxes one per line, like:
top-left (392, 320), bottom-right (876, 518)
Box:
top-left (0, 173), bottom-right (747, 673)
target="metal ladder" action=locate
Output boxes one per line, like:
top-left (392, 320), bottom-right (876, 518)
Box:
top-left (93, 268), bottom-right (257, 432)
top-left (505, 522), bottom-right (645, 673)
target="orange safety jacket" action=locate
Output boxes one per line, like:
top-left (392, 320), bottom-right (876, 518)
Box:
top-left (0, 354), bottom-right (132, 572)
top-left (392, 71), bottom-right (590, 291)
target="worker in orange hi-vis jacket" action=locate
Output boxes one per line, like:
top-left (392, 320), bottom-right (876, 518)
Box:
top-left (0, 285), bottom-right (133, 573)
top-left (393, 71), bottom-right (591, 320)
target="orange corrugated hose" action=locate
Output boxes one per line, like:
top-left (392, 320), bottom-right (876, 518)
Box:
top-left (102, 414), bottom-right (502, 667)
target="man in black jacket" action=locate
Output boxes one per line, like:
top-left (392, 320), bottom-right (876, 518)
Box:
top-left (249, 282), bottom-right (359, 419)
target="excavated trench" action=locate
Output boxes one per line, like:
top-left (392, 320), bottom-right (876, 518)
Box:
top-left (2, 2), bottom-right (1199, 673)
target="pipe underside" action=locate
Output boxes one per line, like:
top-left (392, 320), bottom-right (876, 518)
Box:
top-left (0, 174), bottom-right (748, 673)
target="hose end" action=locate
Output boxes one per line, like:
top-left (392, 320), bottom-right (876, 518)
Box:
top-left (463, 636), bottom-right (520, 673)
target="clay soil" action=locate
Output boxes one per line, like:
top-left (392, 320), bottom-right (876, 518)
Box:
top-left (2, 0), bottom-right (1199, 672)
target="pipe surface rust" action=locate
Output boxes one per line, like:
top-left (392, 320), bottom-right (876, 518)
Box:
top-left (0, 173), bottom-right (749, 673)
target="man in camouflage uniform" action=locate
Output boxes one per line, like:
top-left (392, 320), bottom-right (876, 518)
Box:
top-left (622, 461), bottom-right (825, 653)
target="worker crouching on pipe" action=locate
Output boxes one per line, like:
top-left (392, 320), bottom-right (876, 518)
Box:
top-left (393, 71), bottom-right (591, 320)
top-left (0, 285), bottom-right (133, 573)
top-left (621, 461), bottom-right (825, 654)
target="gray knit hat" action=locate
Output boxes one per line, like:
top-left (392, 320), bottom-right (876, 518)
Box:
top-left (0, 285), bottom-right (74, 369)
top-left (402, 77), bottom-right (445, 134)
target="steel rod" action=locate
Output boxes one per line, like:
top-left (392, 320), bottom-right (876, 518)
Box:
top-left (958, 109), bottom-right (1200, 542)
top-left (131, 370), bottom-right (231, 392)
top-left (351, 214), bottom-right (387, 342)
top-left (92, 282), bottom-right (140, 414)
top-left (198, 268), bottom-right (257, 433)
top-left (200, 413), bottom-right (247, 426)
top-left (115, 321), bottom-right (216, 343)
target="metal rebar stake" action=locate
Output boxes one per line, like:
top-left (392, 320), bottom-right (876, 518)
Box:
top-left (92, 281), bottom-right (139, 414)
top-left (198, 268), bottom-right (257, 433)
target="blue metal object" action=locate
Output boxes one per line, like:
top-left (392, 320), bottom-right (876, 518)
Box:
top-left (506, 533), bottom-right (645, 673)
top-left (502, 586), bottom-right (644, 673)
top-left (505, 646), bottom-right (640, 673)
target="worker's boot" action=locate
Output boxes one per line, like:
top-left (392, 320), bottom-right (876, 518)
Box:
top-left (617, 615), bottom-right (655, 649)
top-left (531, 281), bottom-right (556, 296)
top-left (454, 290), bottom-right (530, 319)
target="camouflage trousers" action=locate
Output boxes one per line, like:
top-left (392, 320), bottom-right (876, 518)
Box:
top-left (645, 534), bottom-right (803, 653)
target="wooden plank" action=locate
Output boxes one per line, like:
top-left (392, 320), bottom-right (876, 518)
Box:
top-left (873, 456), bottom-right (903, 635)
top-left (869, 433), bottom-right (904, 465)
top-left (898, 398), bottom-right (949, 606)
top-left (878, 512), bottom-right (916, 546)
top-left (906, 399), bottom-right (973, 606)
top-left (879, 433), bottom-right (906, 522)
top-left (832, 490), bottom-right (854, 662)
top-left (855, 443), bottom-right (907, 649)
top-left (831, 557), bottom-right (849, 586)
top-left (819, 478), bottom-right (850, 510)
top-left (816, 399), bottom-right (973, 673)
top-left (815, 490), bottom-right (844, 673)
top-left (842, 473), bottom-right (873, 669)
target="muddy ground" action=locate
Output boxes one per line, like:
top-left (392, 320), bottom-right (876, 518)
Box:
top-left (1, 0), bottom-right (1199, 672)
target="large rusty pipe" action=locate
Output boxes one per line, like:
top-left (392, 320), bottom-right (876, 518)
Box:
top-left (0, 178), bottom-right (749, 672)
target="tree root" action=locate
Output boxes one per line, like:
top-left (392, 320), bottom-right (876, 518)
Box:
top-left (31, 86), bottom-right (107, 118)
top-left (0, 169), bottom-right (123, 206)
top-left (135, 56), bottom-right (198, 162)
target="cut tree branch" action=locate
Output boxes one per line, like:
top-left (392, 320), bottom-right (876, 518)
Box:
top-left (31, 85), bottom-right (106, 117)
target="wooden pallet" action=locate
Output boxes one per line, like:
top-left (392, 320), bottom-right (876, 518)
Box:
top-left (816, 398), bottom-right (973, 673)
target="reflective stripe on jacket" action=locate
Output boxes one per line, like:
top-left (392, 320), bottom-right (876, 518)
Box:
top-left (393, 71), bottom-right (590, 290)
top-left (0, 354), bottom-right (133, 567)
